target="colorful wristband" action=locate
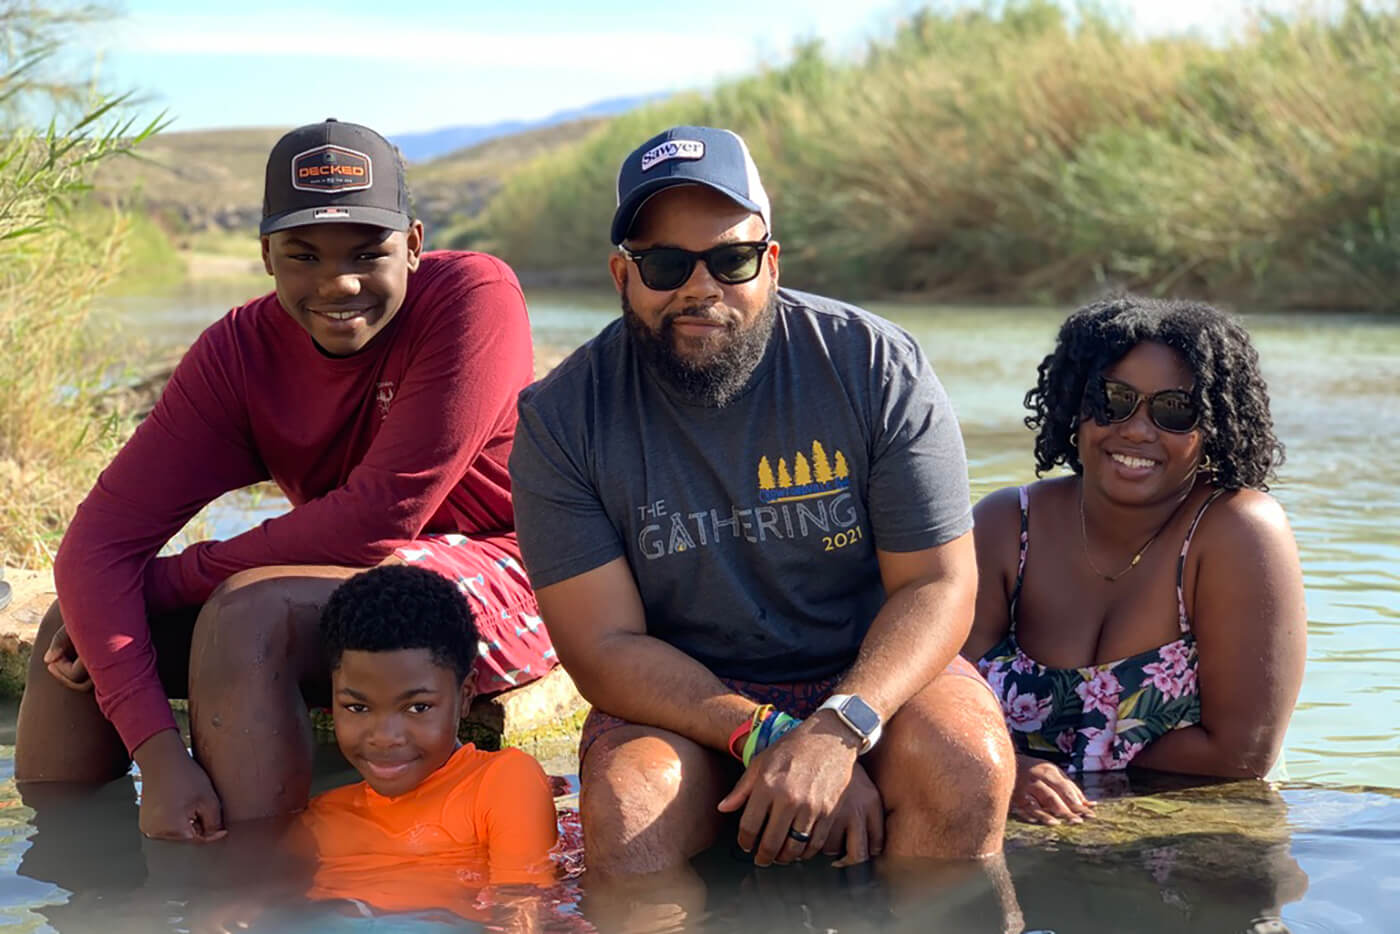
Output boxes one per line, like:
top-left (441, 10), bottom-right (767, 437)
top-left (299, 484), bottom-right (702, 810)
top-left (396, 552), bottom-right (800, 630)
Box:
top-left (728, 720), bottom-right (753, 760)
top-left (740, 709), bottom-right (803, 767)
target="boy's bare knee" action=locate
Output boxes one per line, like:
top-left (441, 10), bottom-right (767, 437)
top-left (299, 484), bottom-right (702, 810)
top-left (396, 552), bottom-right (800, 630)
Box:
top-left (192, 575), bottom-right (305, 673)
top-left (24, 600), bottom-right (65, 675)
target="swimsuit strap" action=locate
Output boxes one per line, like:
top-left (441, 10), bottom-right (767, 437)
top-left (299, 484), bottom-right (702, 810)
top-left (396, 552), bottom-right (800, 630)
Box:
top-left (1175, 488), bottom-right (1228, 633)
top-left (1007, 485), bottom-right (1030, 630)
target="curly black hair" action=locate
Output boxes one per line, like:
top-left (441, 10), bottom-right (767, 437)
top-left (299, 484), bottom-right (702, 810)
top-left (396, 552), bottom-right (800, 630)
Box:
top-left (1024, 295), bottom-right (1284, 491)
top-left (321, 564), bottom-right (479, 683)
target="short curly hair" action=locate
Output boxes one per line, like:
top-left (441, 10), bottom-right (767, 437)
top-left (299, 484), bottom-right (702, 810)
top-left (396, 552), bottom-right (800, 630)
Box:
top-left (1024, 295), bottom-right (1284, 491)
top-left (321, 564), bottom-right (479, 683)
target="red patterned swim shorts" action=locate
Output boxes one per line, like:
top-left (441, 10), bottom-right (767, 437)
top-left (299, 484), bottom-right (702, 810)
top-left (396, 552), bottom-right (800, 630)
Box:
top-left (392, 533), bottom-right (556, 695)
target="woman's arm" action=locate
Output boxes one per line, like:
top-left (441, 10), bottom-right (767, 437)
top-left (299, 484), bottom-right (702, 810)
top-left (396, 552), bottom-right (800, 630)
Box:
top-left (1133, 491), bottom-right (1307, 777)
top-left (962, 485), bottom-right (1024, 662)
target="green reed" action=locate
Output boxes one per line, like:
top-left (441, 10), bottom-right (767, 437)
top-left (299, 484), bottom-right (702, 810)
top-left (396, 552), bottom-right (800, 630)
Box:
top-left (472, 0), bottom-right (1400, 309)
top-left (0, 4), bottom-right (165, 567)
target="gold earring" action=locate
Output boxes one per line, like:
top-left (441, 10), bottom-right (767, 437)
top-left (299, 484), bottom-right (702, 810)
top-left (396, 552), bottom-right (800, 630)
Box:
top-left (1198, 453), bottom-right (1213, 473)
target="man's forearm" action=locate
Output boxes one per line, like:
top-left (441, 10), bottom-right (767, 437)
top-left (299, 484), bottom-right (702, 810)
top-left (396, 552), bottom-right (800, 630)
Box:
top-left (836, 574), bottom-right (974, 721)
top-left (568, 632), bottom-right (758, 751)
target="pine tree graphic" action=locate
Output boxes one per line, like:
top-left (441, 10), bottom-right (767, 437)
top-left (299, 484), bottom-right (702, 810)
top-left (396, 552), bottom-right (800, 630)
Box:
top-left (777, 457), bottom-right (793, 488)
top-left (757, 456), bottom-right (776, 490)
top-left (811, 441), bottom-right (834, 483)
top-left (834, 450), bottom-right (849, 479)
top-left (794, 452), bottom-right (813, 486)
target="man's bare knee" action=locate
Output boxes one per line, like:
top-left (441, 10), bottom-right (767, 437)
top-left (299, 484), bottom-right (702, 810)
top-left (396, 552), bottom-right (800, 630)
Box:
top-left (875, 678), bottom-right (1015, 858)
top-left (581, 727), bottom-right (730, 877)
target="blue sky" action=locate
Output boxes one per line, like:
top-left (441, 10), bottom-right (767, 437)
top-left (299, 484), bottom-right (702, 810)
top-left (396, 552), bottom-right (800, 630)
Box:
top-left (77, 0), bottom-right (1310, 135)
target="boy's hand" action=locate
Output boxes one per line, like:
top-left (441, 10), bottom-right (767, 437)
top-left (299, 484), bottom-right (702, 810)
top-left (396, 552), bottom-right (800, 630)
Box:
top-left (43, 624), bottom-right (93, 692)
top-left (135, 730), bottom-right (228, 842)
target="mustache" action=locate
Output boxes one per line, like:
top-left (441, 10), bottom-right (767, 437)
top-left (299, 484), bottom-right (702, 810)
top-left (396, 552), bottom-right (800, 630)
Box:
top-left (660, 304), bottom-right (731, 328)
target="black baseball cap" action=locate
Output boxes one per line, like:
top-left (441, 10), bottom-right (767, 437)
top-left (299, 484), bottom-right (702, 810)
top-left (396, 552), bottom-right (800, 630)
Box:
top-left (260, 118), bottom-right (411, 236)
top-left (611, 125), bottom-right (772, 246)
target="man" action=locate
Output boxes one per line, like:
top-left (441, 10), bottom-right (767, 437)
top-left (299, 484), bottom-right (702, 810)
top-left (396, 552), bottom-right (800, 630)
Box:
top-left (16, 119), bottom-right (554, 841)
top-left (510, 126), bottom-right (1015, 878)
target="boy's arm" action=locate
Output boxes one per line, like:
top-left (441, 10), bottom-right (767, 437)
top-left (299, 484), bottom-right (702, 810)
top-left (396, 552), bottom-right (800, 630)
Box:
top-left (150, 271), bottom-right (532, 609)
top-left (56, 325), bottom-right (266, 753)
top-left (478, 750), bottom-right (559, 887)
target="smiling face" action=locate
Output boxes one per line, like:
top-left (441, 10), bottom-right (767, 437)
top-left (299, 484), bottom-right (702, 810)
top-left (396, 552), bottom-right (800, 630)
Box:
top-left (262, 220), bottom-right (424, 357)
top-left (331, 647), bottom-right (471, 798)
top-left (1077, 340), bottom-right (1205, 504)
top-left (609, 185), bottom-right (780, 406)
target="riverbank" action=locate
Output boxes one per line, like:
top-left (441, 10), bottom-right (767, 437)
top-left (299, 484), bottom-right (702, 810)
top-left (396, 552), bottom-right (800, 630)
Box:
top-left (471, 1), bottom-right (1400, 310)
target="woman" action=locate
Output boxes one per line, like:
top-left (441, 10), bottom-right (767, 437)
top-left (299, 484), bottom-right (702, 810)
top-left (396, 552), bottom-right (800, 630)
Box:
top-left (963, 297), bottom-right (1307, 825)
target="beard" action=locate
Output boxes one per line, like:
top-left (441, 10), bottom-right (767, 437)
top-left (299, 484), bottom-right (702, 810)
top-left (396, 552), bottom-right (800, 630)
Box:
top-left (622, 278), bottom-right (777, 408)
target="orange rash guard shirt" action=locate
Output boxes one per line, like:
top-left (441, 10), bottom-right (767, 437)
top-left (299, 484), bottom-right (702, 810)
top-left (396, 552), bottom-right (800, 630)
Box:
top-left (301, 744), bottom-right (558, 918)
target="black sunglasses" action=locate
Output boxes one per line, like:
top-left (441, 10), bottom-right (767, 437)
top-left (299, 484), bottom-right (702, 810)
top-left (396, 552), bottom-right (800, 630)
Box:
top-left (1086, 378), bottom-right (1200, 433)
top-left (619, 238), bottom-right (770, 291)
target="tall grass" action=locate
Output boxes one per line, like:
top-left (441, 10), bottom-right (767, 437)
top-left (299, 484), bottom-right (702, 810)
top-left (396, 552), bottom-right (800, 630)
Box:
top-left (0, 4), bottom-right (164, 567)
top-left (473, 1), bottom-right (1400, 308)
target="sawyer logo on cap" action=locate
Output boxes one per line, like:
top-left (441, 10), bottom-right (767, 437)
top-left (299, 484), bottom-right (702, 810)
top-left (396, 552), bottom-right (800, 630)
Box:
top-left (292, 145), bottom-right (372, 193)
top-left (640, 139), bottom-right (705, 172)
top-left (612, 126), bottom-right (771, 245)
top-left (261, 118), bottom-right (411, 236)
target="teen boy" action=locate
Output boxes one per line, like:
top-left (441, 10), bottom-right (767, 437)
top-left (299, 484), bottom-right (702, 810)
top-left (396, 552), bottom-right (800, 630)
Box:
top-left (304, 564), bottom-right (557, 919)
top-left (16, 119), bottom-right (554, 841)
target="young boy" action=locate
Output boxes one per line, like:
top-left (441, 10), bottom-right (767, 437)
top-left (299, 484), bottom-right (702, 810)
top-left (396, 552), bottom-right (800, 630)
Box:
top-left (303, 563), bottom-right (557, 919)
top-left (17, 118), bottom-right (555, 842)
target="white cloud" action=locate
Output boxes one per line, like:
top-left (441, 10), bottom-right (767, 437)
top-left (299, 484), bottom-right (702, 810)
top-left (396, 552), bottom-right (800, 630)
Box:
top-left (101, 15), bottom-right (758, 73)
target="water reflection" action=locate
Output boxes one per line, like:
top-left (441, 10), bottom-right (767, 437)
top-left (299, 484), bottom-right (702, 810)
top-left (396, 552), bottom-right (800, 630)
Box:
top-left (9, 709), bottom-right (1400, 930)
top-left (1006, 776), bottom-right (1308, 934)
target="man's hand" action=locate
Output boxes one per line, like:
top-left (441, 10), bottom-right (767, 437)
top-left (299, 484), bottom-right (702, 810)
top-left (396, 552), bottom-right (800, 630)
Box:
top-left (135, 730), bottom-right (228, 842)
top-left (1011, 754), bottom-right (1095, 825)
top-left (43, 623), bottom-right (93, 692)
top-left (717, 712), bottom-right (874, 867)
top-left (823, 762), bottom-right (884, 867)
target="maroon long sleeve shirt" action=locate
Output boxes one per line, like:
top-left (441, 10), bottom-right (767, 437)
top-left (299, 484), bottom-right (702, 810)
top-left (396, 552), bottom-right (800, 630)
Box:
top-left (54, 251), bottom-right (533, 753)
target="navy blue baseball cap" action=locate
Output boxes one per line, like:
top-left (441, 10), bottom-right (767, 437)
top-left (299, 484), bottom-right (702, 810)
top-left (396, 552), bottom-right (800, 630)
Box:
top-left (611, 126), bottom-right (772, 245)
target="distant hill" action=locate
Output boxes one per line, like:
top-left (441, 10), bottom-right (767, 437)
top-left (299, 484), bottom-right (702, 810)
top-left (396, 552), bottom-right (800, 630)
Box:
top-left (89, 97), bottom-right (640, 246)
top-left (392, 94), bottom-right (659, 163)
top-left (92, 126), bottom-right (287, 234)
top-left (408, 116), bottom-right (609, 248)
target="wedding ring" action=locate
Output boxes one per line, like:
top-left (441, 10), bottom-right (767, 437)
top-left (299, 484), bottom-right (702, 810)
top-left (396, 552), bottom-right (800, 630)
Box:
top-left (787, 827), bottom-right (813, 844)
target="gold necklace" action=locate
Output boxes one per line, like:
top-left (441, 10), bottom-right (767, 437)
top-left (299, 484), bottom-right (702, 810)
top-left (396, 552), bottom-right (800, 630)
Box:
top-left (1078, 485), bottom-right (1186, 582)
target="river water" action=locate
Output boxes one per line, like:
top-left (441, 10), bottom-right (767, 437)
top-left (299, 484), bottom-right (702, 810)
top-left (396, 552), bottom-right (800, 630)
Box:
top-left (0, 283), bottom-right (1395, 931)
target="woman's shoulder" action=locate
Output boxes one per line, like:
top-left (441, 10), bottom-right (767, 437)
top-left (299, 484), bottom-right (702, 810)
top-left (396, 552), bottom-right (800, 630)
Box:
top-left (1193, 487), bottom-right (1293, 547)
top-left (974, 477), bottom-right (1075, 527)
top-left (1187, 487), bottom-right (1300, 592)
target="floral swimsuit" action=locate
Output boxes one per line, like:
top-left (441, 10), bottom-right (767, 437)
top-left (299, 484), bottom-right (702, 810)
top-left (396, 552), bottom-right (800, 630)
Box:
top-left (977, 486), bottom-right (1224, 773)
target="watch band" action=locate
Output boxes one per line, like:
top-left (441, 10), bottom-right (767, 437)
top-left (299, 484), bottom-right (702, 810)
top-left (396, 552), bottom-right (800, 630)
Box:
top-left (817, 693), bottom-right (883, 754)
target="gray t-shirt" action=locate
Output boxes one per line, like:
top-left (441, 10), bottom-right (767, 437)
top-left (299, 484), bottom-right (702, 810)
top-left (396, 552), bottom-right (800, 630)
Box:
top-left (510, 288), bottom-right (972, 683)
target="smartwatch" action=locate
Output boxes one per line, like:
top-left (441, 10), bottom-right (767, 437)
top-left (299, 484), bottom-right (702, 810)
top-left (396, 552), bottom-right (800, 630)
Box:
top-left (816, 694), bottom-right (883, 754)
